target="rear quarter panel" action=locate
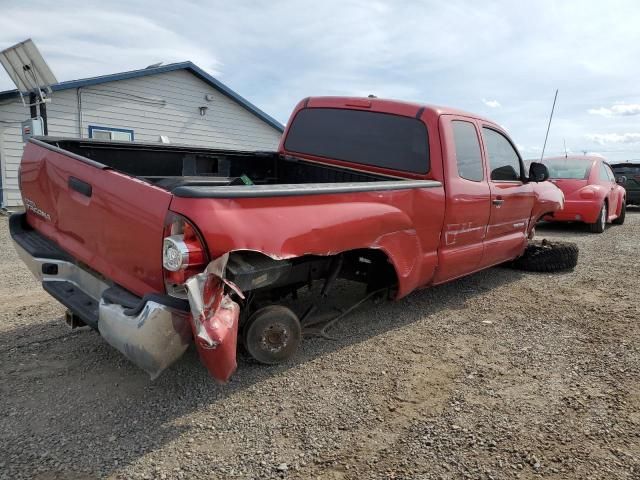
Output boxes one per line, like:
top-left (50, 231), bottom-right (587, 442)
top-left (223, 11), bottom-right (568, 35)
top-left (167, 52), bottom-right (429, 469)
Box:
top-left (170, 186), bottom-right (446, 298)
top-left (613, 184), bottom-right (627, 216)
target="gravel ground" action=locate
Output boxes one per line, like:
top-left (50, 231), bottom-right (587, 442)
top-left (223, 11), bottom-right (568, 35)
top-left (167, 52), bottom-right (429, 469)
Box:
top-left (1, 210), bottom-right (639, 479)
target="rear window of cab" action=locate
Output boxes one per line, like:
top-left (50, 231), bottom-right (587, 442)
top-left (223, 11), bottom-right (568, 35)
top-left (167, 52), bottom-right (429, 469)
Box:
top-left (283, 108), bottom-right (430, 174)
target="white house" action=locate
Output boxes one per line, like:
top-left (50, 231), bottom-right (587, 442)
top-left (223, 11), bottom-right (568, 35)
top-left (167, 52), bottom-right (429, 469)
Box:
top-left (0, 62), bottom-right (284, 207)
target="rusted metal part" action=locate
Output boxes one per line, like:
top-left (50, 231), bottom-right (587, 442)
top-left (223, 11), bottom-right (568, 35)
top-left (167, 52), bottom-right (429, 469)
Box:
top-left (185, 254), bottom-right (244, 383)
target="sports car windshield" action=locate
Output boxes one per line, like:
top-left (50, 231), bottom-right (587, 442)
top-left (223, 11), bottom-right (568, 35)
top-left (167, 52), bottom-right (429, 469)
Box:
top-left (544, 159), bottom-right (591, 179)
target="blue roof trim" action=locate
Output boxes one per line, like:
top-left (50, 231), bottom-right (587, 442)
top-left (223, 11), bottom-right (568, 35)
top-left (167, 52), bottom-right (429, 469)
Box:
top-left (0, 61), bottom-right (284, 132)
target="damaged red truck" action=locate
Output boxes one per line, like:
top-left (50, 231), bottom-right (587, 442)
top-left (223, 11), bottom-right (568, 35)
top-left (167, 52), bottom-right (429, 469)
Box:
top-left (10, 96), bottom-right (563, 382)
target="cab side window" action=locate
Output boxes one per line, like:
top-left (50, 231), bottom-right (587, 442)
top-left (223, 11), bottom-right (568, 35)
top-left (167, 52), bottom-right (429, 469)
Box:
top-left (482, 127), bottom-right (523, 181)
top-left (605, 164), bottom-right (616, 182)
top-left (599, 163), bottom-right (612, 182)
top-left (452, 121), bottom-right (484, 181)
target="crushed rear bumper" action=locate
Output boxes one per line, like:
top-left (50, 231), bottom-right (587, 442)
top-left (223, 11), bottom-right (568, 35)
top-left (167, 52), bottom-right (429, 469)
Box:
top-left (9, 213), bottom-right (191, 379)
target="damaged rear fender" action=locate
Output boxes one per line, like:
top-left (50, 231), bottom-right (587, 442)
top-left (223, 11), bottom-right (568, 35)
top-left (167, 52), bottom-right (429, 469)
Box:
top-left (185, 253), bottom-right (244, 383)
top-left (222, 232), bottom-right (419, 300)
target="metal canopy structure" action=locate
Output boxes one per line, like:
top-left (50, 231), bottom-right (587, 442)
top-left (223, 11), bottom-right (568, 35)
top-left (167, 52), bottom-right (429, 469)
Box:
top-left (0, 38), bottom-right (57, 104)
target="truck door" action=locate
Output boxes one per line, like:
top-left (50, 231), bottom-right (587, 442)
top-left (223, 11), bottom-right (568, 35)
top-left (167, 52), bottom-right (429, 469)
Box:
top-left (433, 115), bottom-right (491, 284)
top-left (480, 126), bottom-right (534, 267)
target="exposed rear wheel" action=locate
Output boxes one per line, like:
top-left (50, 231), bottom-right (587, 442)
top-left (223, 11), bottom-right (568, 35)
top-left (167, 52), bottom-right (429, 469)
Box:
top-left (510, 239), bottom-right (579, 272)
top-left (612, 201), bottom-right (626, 225)
top-left (589, 204), bottom-right (607, 233)
top-left (243, 306), bottom-right (301, 364)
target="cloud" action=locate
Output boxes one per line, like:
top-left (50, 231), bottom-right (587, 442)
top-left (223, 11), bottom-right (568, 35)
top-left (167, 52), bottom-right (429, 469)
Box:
top-left (517, 144), bottom-right (541, 154)
top-left (0, 7), bottom-right (220, 87)
top-left (2, 0), bottom-right (640, 163)
top-left (482, 98), bottom-right (501, 108)
top-left (585, 133), bottom-right (640, 144)
top-left (588, 103), bottom-right (640, 117)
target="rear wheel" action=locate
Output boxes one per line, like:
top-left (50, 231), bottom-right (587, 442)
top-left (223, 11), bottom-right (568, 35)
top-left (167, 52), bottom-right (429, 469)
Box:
top-left (243, 306), bottom-right (301, 364)
top-left (612, 201), bottom-right (626, 225)
top-left (589, 203), bottom-right (607, 233)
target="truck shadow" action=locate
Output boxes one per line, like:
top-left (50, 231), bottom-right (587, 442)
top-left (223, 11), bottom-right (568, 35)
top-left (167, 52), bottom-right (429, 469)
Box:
top-left (0, 265), bottom-right (536, 478)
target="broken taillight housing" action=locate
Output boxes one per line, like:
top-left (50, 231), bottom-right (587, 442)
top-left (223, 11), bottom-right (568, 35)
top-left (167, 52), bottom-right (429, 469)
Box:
top-left (163, 212), bottom-right (208, 297)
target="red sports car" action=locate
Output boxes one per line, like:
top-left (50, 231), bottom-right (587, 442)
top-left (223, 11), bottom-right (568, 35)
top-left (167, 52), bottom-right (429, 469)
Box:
top-left (543, 155), bottom-right (626, 233)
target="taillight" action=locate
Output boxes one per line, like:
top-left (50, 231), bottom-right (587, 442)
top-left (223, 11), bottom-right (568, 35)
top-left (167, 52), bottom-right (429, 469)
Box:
top-left (163, 213), bottom-right (208, 296)
top-left (579, 187), bottom-right (596, 199)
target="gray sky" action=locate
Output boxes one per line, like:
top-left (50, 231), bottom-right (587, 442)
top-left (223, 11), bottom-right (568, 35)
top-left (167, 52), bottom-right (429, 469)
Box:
top-left (1, 0), bottom-right (639, 161)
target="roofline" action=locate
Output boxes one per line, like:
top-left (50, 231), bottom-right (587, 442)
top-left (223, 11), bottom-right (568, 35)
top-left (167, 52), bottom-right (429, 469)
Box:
top-left (302, 96), bottom-right (494, 123)
top-left (610, 160), bottom-right (640, 165)
top-left (0, 61), bottom-right (284, 132)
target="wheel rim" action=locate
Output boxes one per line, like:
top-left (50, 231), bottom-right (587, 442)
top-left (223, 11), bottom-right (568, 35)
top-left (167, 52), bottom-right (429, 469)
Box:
top-left (259, 322), bottom-right (290, 354)
top-left (601, 206), bottom-right (606, 229)
top-left (244, 306), bottom-right (301, 364)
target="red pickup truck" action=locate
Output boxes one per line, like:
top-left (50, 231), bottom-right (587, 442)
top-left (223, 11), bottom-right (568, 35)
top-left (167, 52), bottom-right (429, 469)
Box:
top-left (10, 96), bottom-right (563, 382)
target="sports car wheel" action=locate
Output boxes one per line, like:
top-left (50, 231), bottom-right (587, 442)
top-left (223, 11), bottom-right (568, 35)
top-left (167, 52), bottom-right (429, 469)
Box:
top-left (243, 306), bottom-right (301, 364)
top-left (589, 204), bottom-right (607, 233)
top-left (509, 239), bottom-right (579, 272)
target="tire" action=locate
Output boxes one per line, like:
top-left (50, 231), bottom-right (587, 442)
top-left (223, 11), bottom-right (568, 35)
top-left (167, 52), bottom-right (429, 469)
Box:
top-left (612, 201), bottom-right (626, 225)
top-left (243, 305), bottom-right (301, 364)
top-left (589, 203), bottom-right (607, 233)
top-left (510, 239), bottom-right (579, 272)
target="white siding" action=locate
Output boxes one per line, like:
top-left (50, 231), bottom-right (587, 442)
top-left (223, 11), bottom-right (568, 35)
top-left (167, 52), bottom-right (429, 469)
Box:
top-left (0, 98), bottom-right (28, 206)
top-left (0, 69), bottom-right (282, 207)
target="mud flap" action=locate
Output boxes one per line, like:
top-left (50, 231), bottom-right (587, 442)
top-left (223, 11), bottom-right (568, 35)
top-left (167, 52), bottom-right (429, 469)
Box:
top-left (185, 254), bottom-right (244, 383)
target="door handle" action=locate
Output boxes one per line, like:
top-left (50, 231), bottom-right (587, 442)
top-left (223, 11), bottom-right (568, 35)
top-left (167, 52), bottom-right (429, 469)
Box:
top-left (492, 198), bottom-right (504, 206)
top-left (69, 176), bottom-right (92, 197)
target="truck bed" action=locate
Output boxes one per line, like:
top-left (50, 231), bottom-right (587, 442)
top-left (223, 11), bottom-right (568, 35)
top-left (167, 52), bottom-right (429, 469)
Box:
top-left (41, 137), bottom-right (408, 194)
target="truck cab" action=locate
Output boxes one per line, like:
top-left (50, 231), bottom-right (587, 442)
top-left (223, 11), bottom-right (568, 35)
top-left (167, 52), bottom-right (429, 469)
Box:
top-left (277, 97), bottom-right (561, 284)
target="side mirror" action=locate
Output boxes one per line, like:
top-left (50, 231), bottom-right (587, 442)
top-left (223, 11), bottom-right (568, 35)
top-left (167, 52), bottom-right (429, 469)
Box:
top-left (491, 165), bottom-right (520, 181)
top-left (616, 175), bottom-right (627, 185)
top-left (528, 162), bottom-right (549, 182)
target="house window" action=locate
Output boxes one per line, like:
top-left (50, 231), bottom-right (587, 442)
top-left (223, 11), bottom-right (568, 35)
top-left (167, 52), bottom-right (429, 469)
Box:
top-left (88, 125), bottom-right (134, 141)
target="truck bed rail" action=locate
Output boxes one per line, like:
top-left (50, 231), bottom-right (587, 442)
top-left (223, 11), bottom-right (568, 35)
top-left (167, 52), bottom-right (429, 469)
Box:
top-left (172, 180), bottom-right (442, 198)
